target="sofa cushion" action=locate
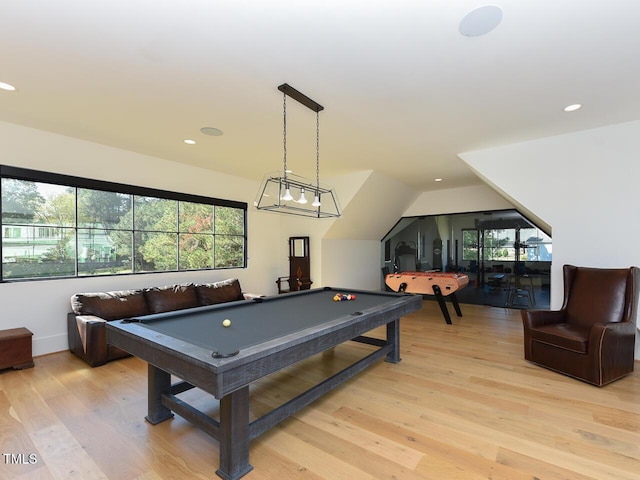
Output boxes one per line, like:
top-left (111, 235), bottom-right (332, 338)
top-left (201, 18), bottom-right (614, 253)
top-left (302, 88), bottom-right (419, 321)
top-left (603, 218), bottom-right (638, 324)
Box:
top-left (144, 283), bottom-right (199, 314)
top-left (196, 278), bottom-right (244, 305)
top-left (71, 290), bottom-right (148, 320)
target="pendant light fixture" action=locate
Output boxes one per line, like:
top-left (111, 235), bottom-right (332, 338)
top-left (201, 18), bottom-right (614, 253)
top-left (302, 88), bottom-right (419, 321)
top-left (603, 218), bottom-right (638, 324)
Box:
top-left (254, 84), bottom-right (341, 218)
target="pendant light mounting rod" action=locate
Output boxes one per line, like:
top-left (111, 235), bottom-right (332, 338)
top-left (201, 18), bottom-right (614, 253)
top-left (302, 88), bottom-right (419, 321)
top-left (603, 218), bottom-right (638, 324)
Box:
top-left (277, 84), bottom-right (324, 112)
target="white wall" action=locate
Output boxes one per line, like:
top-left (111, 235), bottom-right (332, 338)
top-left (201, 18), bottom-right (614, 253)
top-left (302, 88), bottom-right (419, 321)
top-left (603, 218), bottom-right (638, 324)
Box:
top-left (325, 171), bottom-right (420, 240)
top-left (317, 170), bottom-right (421, 290)
top-left (274, 214), bottom-right (333, 290)
top-left (0, 121), bottom-right (281, 356)
top-left (459, 119), bottom-right (640, 358)
top-left (322, 239), bottom-right (381, 290)
top-left (404, 184), bottom-right (513, 217)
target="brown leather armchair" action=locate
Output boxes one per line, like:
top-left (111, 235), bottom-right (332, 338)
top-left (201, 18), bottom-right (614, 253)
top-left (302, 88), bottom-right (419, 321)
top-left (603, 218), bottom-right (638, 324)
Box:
top-left (521, 265), bottom-right (639, 386)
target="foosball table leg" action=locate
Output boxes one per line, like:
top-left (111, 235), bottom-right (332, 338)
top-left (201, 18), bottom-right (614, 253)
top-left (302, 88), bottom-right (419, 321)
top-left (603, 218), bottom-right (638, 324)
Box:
top-left (450, 292), bottom-right (463, 318)
top-left (432, 285), bottom-right (452, 325)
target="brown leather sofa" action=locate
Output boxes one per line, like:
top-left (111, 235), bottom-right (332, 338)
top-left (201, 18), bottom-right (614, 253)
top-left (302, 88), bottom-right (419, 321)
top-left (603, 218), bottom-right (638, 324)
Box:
top-left (68, 278), bottom-right (257, 367)
top-left (522, 265), bottom-right (639, 386)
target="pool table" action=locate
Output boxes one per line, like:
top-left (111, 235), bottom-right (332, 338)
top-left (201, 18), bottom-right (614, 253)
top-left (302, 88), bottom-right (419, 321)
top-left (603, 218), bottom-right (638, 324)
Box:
top-left (106, 286), bottom-right (422, 480)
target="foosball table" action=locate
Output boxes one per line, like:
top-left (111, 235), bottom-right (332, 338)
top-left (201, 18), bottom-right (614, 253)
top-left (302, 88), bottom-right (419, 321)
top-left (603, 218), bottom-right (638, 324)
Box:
top-left (385, 271), bottom-right (469, 324)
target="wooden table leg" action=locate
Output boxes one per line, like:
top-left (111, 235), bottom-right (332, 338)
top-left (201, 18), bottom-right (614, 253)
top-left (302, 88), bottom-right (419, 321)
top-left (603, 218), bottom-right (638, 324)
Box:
top-left (385, 319), bottom-right (401, 364)
top-left (216, 386), bottom-right (253, 480)
top-left (145, 364), bottom-right (174, 424)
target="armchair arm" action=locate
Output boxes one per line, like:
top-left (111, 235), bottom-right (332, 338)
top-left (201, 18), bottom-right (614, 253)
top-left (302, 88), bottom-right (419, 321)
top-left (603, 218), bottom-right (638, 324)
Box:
top-left (589, 321), bottom-right (636, 353)
top-left (521, 309), bottom-right (566, 329)
top-left (588, 321), bottom-right (637, 385)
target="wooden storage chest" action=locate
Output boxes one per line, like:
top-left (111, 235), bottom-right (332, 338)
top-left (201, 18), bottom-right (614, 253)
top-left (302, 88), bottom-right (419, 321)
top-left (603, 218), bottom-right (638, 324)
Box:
top-left (0, 327), bottom-right (34, 370)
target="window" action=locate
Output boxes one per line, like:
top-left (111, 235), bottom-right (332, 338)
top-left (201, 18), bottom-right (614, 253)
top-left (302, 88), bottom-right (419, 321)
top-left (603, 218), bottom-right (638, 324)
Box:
top-left (462, 227), bottom-right (551, 262)
top-left (463, 228), bottom-right (518, 262)
top-left (1, 166), bottom-right (247, 281)
top-left (462, 229), bottom-right (479, 261)
top-left (484, 228), bottom-right (516, 261)
top-left (3, 227), bottom-right (21, 239)
top-left (520, 228), bottom-right (552, 261)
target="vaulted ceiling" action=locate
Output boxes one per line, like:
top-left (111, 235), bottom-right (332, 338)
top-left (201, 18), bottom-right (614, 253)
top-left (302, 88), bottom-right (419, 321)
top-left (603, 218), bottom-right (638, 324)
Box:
top-left (1, 1), bottom-right (639, 191)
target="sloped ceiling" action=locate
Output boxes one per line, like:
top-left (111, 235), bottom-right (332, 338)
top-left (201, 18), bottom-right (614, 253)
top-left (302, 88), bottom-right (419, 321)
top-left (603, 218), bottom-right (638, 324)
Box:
top-left (325, 171), bottom-right (419, 240)
top-left (1, 1), bottom-right (639, 192)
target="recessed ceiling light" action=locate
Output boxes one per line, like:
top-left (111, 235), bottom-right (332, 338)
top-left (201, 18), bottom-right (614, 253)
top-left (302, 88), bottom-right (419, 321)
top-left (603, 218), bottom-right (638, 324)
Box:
top-left (459, 5), bottom-right (503, 37)
top-left (563, 104), bottom-right (582, 112)
top-left (184, 139), bottom-right (196, 145)
top-left (200, 127), bottom-right (223, 136)
top-left (0, 82), bottom-right (16, 91)
top-left (434, 178), bottom-right (443, 182)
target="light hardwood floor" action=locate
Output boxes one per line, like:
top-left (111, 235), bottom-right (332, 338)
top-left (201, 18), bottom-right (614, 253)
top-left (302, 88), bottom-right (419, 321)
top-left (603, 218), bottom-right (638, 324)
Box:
top-left (1, 300), bottom-right (639, 480)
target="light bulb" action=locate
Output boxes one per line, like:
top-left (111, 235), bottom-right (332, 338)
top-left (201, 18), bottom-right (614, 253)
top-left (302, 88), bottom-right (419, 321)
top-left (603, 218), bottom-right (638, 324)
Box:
top-left (312, 194), bottom-right (321, 207)
top-left (281, 184), bottom-right (293, 201)
top-left (297, 188), bottom-right (308, 204)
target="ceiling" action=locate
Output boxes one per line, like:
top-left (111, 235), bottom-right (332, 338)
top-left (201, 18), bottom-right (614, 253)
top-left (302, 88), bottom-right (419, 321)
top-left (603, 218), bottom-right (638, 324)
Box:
top-left (1, 1), bottom-right (639, 191)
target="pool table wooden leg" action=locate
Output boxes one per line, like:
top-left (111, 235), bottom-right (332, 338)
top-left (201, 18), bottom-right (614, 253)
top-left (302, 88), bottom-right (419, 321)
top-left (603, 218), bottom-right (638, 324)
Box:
top-left (385, 319), bottom-right (401, 364)
top-left (216, 386), bottom-right (253, 480)
top-left (145, 364), bottom-right (174, 424)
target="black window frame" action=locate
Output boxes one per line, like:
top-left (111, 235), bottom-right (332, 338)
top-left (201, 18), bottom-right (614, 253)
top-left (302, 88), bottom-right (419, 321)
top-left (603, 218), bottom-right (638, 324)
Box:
top-left (0, 165), bottom-right (248, 282)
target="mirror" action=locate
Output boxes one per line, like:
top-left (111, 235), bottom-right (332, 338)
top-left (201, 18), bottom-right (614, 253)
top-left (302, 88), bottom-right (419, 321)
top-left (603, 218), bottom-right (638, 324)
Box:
top-left (292, 238), bottom-right (307, 257)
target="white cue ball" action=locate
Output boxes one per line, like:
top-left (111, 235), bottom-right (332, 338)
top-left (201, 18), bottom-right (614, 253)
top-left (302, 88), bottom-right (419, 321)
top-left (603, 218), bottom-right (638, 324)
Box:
top-left (222, 319), bottom-right (231, 328)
